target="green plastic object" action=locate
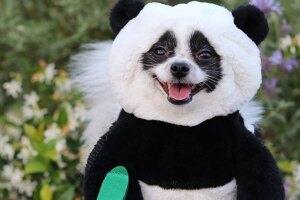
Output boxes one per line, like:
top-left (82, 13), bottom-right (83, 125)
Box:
top-left (97, 166), bottom-right (129, 200)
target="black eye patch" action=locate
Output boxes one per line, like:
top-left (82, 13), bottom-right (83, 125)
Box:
top-left (190, 31), bottom-right (222, 92)
top-left (141, 31), bottom-right (177, 70)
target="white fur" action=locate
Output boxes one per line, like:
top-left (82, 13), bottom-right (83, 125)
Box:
top-left (139, 179), bottom-right (237, 200)
top-left (240, 101), bottom-right (264, 133)
top-left (109, 2), bottom-right (262, 126)
top-left (70, 42), bottom-right (121, 158)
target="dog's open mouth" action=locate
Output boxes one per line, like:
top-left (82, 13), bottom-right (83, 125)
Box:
top-left (154, 76), bottom-right (204, 105)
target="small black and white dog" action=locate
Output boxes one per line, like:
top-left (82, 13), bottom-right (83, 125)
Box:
top-left (72, 0), bottom-right (284, 199)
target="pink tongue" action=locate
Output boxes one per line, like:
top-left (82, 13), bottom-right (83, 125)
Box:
top-left (168, 84), bottom-right (191, 100)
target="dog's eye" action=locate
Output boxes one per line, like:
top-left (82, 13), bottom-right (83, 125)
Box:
top-left (153, 47), bottom-right (167, 56)
top-left (197, 51), bottom-right (212, 60)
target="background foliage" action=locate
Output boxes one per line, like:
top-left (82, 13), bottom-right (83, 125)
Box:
top-left (0, 0), bottom-right (299, 199)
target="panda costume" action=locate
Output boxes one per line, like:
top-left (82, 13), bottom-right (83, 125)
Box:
top-left (72, 0), bottom-right (285, 199)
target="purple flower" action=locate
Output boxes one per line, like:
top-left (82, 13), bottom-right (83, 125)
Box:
top-left (267, 50), bottom-right (298, 72)
top-left (280, 20), bottom-right (292, 34)
top-left (283, 59), bottom-right (298, 72)
top-left (249, 0), bottom-right (283, 15)
top-left (263, 77), bottom-right (277, 96)
top-left (262, 55), bottom-right (272, 72)
top-left (283, 182), bottom-right (290, 193)
top-left (269, 50), bottom-right (283, 65)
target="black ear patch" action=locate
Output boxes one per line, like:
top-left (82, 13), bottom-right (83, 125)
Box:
top-left (110, 0), bottom-right (145, 35)
top-left (232, 5), bottom-right (269, 45)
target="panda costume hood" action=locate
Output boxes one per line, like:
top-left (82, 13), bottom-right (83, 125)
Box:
top-left (109, 1), bottom-right (262, 126)
top-left (72, 1), bottom-right (284, 200)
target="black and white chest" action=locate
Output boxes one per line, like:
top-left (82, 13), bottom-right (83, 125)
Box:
top-left (123, 111), bottom-right (241, 200)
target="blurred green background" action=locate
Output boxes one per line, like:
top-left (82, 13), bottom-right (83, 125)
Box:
top-left (0, 0), bottom-right (299, 199)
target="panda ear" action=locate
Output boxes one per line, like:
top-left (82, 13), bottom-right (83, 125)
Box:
top-left (110, 0), bottom-right (145, 35)
top-left (232, 5), bottom-right (269, 45)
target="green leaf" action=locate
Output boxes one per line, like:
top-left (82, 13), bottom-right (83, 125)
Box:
top-left (55, 186), bottom-right (75, 200)
top-left (42, 139), bottom-right (57, 161)
top-left (24, 124), bottom-right (43, 142)
top-left (278, 160), bottom-right (293, 173)
top-left (24, 124), bottom-right (37, 138)
top-left (31, 141), bottom-right (45, 155)
top-left (40, 184), bottom-right (53, 200)
top-left (43, 149), bottom-right (57, 161)
top-left (25, 157), bottom-right (47, 174)
top-left (57, 107), bottom-right (68, 127)
top-left (37, 122), bottom-right (46, 136)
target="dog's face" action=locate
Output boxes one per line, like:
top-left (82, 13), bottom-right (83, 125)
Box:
top-left (142, 30), bottom-right (221, 105)
top-left (108, 1), bottom-right (268, 126)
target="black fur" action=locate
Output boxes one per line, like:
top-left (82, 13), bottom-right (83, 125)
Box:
top-left (141, 31), bottom-right (177, 70)
top-left (110, 0), bottom-right (145, 35)
top-left (84, 110), bottom-right (284, 200)
top-left (232, 5), bottom-right (269, 45)
top-left (190, 31), bottom-right (222, 92)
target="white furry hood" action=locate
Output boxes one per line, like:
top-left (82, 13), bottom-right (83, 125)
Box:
top-left (109, 2), bottom-right (262, 126)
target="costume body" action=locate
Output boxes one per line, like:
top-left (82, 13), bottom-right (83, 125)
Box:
top-left (84, 110), bottom-right (283, 200)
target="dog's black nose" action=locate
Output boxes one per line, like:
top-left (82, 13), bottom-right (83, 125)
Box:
top-left (170, 62), bottom-right (190, 78)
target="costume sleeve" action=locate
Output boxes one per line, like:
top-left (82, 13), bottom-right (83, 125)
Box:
top-left (233, 121), bottom-right (285, 200)
top-left (83, 117), bottom-right (143, 200)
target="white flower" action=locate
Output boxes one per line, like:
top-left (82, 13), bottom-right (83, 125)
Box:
top-left (64, 103), bottom-right (86, 131)
top-left (4, 145), bottom-right (14, 160)
top-left (17, 137), bottom-right (37, 163)
top-left (45, 63), bottom-right (57, 83)
top-left (56, 79), bottom-right (72, 93)
top-left (57, 155), bottom-right (66, 168)
top-left (74, 104), bottom-right (87, 122)
top-left (64, 103), bottom-right (78, 130)
top-left (59, 173), bottom-right (66, 181)
top-left (33, 107), bottom-right (47, 119)
top-left (0, 143), bottom-right (14, 160)
top-left (280, 35), bottom-right (292, 50)
top-left (2, 165), bottom-right (24, 183)
top-left (295, 165), bottom-right (300, 187)
top-left (18, 180), bottom-right (37, 197)
top-left (22, 105), bottom-right (34, 119)
top-left (5, 125), bottom-right (21, 140)
top-left (0, 135), bottom-right (15, 160)
top-left (20, 136), bottom-right (31, 146)
top-left (290, 46), bottom-right (296, 55)
top-left (24, 91), bottom-right (39, 106)
top-left (8, 193), bottom-right (19, 200)
top-left (2, 79), bottom-right (22, 98)
top-left (2, 165), bottom-right (14, 179)
top-left (0, 165), bottom-right (36, 197)
top-left (44, 123), bottom-right (61, 141)
top-left (5, 111), bottom-right (24, 125)
top-left (55, 139), bottom-right (66, 153)
top-left (11, 169), bottom-right (24, 184)
top-left (0, 179), bottom-right (37, 197)
top-left (69, 117), bottom-right (79, 131)
top-left (22, 105), bottom-right (47, 120)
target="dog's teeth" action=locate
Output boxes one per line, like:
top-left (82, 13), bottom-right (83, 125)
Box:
top-left (167, 83), bottom-right (172, 90)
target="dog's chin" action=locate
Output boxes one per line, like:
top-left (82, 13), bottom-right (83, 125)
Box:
top-left (153, 75), bottom-right (204, 106)
top-left (167, 96), bottom-right (192, 105)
